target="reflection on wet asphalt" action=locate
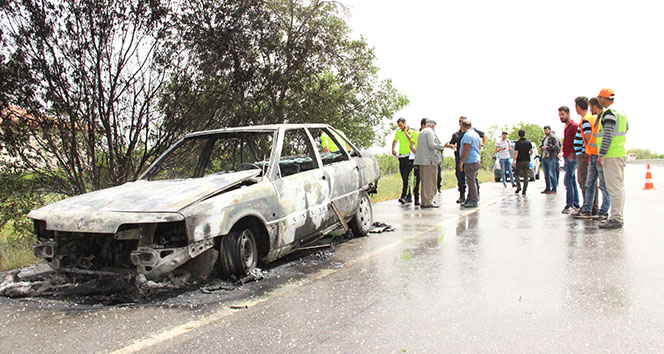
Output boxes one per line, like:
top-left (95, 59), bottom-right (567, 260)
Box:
top-left (1, 165), bottom-right (663, 353)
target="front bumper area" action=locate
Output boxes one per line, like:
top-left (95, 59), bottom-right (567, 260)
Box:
top-left (32, 240), bottom-right (192, 281)
top-left (130, 246), bottom-right (191, 280)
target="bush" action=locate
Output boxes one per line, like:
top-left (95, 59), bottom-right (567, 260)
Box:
top-left (441, 156), bottom-right (456, 170)
top-left (0, 172), bottom-right (58, 270)
top-left (0, 228), bottom-right (37, 270)
top-left (375, 153), bottom-right (400, 176)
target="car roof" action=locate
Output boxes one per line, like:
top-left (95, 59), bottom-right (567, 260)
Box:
top-left (185, 124), bottom-right (332, 138)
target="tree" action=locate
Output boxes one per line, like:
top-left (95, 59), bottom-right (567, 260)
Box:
top-left (506, 122), bottom-right (544, 154)
top-left (1, 0), bottom-right (181, 196)
top-left (626, 148), bottom-right (664, 159)
top-left (163, 0), bottom-right (408, 148)
top-left (478, 125), bottom-right (496, 170)
top-left (1, 0), bottom-right (408, 200)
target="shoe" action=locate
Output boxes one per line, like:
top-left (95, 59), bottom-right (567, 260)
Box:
top-left (514, 188), bottom-right (521, 194)
top-left (405, 195), bottom-right (412, 203)
top-left (414, 198), bottom-right (420, 206)
top-left (598, 219), bottom-right (623, 229)
top-left (561, 206), bottom-right (574, 214)
top-left (573, 210), bottom-right (592, 219)
top-left (398, 198), bottom-right (406, 204)
top-left (550, 190), bottom-right (557, 194)
top-left (592, 213), bottom-right (608, 221)
top-left (421, 205), bottom-right (439, 209)
top-left (521, 189), bottom-right (527, 195)
top-left (461, 201), bottom-right (478, 208)
top-left (541, 190), bottom-right (549, 194)
top-left (456, 198), bottom-right (465, 204)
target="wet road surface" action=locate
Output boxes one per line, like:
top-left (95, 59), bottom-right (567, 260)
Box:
top-left (1, 164), bottom-right (663, 353)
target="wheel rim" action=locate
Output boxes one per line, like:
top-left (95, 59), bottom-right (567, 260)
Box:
top-left (239, 230), bottom-right (256, 270)
top-left (358, 194), bottom-right (372, 231)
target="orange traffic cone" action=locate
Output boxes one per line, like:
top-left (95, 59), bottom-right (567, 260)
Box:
top-left (643, 163), bottom-right (656, 190)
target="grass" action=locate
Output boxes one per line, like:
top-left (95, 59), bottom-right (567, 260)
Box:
top-left (0, 221), bottom-right (38, 271)
top-left (371, 169), bottom-right (494, 203)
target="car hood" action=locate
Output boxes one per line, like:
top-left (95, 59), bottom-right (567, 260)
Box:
top-left (29, 170), bottom-right (261, 232)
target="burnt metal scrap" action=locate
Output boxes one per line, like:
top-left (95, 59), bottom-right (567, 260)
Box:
top-left (369, 222), bottom-right (395, 233)
top-left (0, 264), bottom-right (139, 301)
top-left (26, 124), bottom-right (380, 286)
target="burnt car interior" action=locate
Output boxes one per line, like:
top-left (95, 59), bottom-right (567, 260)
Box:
top-left (144, 132), bottom-right (275, 181)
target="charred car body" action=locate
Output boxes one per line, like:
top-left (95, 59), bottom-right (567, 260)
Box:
top-left (29, 125), bottom-right (379, 280)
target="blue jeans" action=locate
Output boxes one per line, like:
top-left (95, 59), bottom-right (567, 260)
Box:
top-left (542, 157), bottom-right (558, 191)
top-left (563, 156), bottom-right (579, 208)
top-left (499, 158), bottom-right (514, 187)
top-left (582, 155), bottom-right (610, 214)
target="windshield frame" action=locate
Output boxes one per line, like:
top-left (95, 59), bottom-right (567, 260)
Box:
top-left (139, 130), bottom-right (278, 181)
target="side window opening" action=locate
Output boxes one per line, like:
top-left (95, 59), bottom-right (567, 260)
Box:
top-left (329, 129), bottom-right (360, 157)
top-left (279, 129), bottom-right (319, 177)
top-left (308, 127), bottom-right (351, 166)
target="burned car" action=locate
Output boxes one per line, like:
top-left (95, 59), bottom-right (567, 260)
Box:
top-left (29, 125), bottom-right (379, 280)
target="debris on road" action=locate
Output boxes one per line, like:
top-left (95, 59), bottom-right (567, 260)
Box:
top-left (369, 221), bottom-right (394, 233)
top-left (199, 268), bottom-right (267, 294)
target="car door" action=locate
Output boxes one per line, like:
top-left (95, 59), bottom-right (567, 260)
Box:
top-left (310, 127), bottom-right (361, 219)
top-left (270, 128), bottom-right (330, 246)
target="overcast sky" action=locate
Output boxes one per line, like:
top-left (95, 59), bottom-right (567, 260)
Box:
top-left (342, 0), bottom-right (663, 153)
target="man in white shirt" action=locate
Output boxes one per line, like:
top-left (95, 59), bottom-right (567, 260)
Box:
top-left (495, 131), bottom-right (515, 188)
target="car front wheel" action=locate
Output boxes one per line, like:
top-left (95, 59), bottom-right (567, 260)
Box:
top-left (218, 225), bottom-right (258, 277)
top-left (350, 191), bottom-right (372, 237)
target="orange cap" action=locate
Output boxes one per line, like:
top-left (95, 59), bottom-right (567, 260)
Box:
top-left (598, 88), bottom-right (615, 99)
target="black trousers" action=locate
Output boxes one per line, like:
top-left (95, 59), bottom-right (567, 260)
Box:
top-left (413, 165), bottom-right (421, 199)
top-left (399, 157), bottom-right (413, 198)
top-left (456, 168), bottom-right (466, 197)
top-left (515, 161), bottom-right (530, 191)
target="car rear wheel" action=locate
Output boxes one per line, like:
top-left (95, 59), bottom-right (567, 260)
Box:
top-left (218, 225), bottom-right (258, 277)
top-left (350, 191), bottom-right (372, 237)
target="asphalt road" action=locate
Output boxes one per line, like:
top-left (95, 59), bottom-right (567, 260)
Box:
top-left (1, 164), bottom-right (663, 353)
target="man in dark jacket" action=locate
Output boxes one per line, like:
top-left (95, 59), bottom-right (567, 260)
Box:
top-left (540, 125), bottom-right (560, 194)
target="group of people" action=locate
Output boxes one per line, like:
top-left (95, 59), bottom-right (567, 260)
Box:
top-left (390, 87), bottom-right (628, 229)
top-left (553, 88), bottom-right (628, 229)
top-left (391, 117), bottom-right (486, 209)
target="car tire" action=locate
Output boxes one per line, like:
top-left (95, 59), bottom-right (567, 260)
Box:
top-left (350, 191), bottom-right (373, 237)
top-left (494, 176), bottom-right (501, 182)
top-left (218, 225), bottom-right (258, 277)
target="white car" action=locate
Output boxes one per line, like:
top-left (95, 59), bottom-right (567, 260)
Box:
top-left (29, 124), bottom-right (379, 280)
